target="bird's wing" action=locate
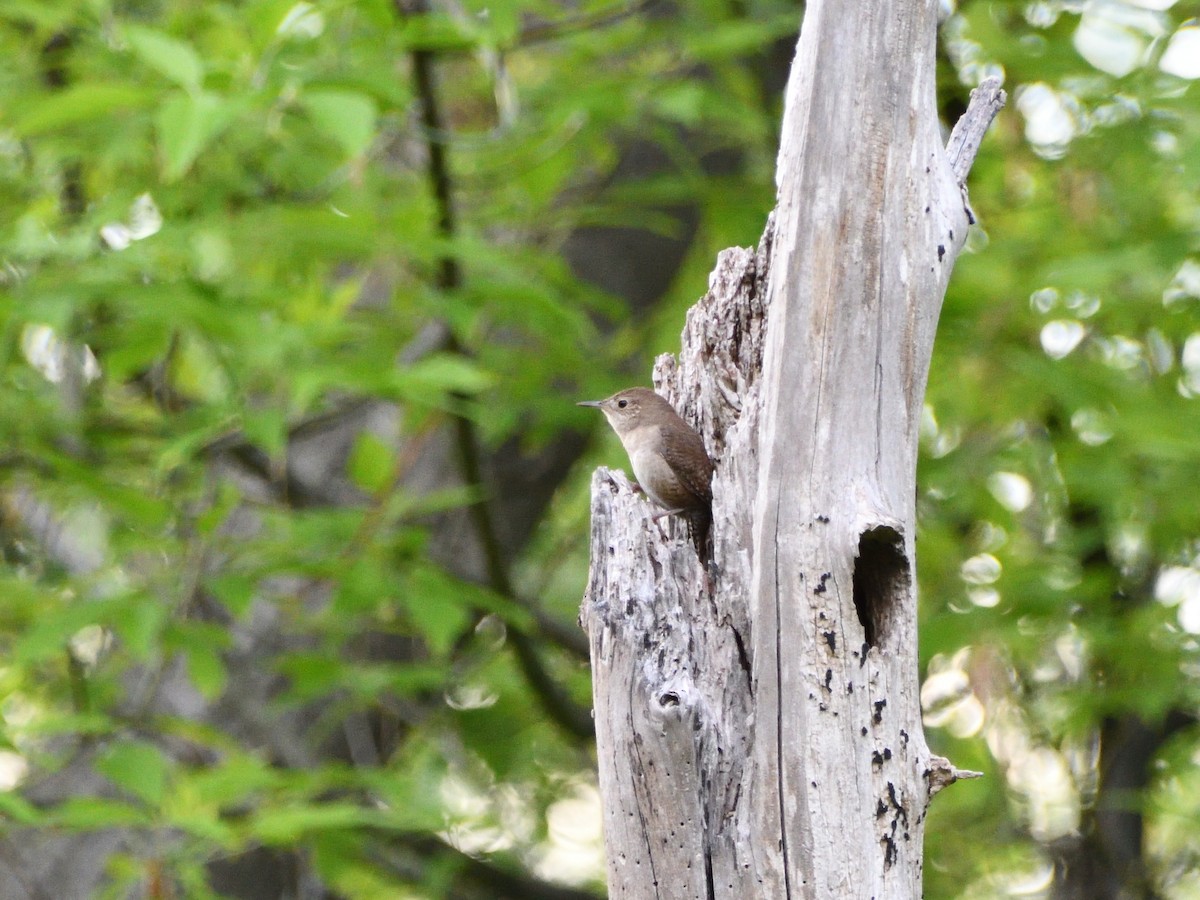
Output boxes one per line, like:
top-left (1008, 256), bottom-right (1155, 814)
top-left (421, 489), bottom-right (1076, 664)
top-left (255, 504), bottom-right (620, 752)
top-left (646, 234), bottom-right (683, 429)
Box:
top-left (660, 425), bottom-right (714, 503)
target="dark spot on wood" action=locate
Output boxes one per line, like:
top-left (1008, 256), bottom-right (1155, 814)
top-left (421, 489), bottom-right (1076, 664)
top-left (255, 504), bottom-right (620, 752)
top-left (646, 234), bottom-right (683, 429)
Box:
top-left (823, 669), bottom-right (833, 692)
top-left (730, 623), bottom-right (752, 681)
top-left (949, 229), bottom-right (954, 241)
top-left (876, 799), bottom-right (888, 818)
top-left (899, 729), bottom-right (909, 744)
top-left (823, 631), bottom-right (837, 653)
top-left (816, 514), bottom-right (830, 523)
top-left (883, 748), bottom-right (892, 761)
top-left (872, 751), bottom-right (885, 767)
top-left (847, 682), bottom-right (854, 694)
top-left (861, 727), bottom-right (868, 736)
top-left (937, 244), bottom-right (945, 261)
top-left (814, 572), bottom-right (830, 595)
top-left (874, 699), bottom-right (887, 724)
top-left (887, 782), bottom-right (908, 825)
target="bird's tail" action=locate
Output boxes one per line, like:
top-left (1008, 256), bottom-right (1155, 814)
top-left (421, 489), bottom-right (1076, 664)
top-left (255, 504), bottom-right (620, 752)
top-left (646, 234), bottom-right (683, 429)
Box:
top-left (685, 507), bottom-right (712, 563)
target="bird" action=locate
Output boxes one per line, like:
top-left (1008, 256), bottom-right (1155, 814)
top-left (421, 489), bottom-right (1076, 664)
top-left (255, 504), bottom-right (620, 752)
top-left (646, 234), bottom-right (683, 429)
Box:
top-left (577, 387), bottom-right (714, 557)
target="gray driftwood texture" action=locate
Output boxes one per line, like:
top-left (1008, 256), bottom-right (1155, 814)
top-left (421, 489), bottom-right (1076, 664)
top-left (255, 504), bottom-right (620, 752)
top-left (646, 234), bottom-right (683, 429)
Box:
top-left (580, 1), bottom-right (1004, 896)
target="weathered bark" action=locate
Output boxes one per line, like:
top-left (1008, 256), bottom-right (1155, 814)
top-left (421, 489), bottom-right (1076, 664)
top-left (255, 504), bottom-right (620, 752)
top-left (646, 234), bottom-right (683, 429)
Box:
top-left (581, 1), bottom-right (1002, 896)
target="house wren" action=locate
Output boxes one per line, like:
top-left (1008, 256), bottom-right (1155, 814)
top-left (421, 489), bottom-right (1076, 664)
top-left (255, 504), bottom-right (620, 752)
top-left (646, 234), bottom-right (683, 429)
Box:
top-left (577, 387), bottom-right (714, 556)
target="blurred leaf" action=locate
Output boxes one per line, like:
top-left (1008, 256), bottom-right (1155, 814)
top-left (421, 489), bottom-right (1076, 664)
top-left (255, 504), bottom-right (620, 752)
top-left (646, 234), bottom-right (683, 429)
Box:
top-left (16, 599), bottom-right (109, 665)
top-left (186, 642), bottom-right (228, 700)
top-left (654, 82), bottom-right (706, 126)
top-left (396, 13), bottom-right (475, 51)
top-left (8, 84), bottom-right (152, 136)
top-left (124, 25), bottom-right (204, 91)
top-left (400, 354), bottom-right (496, 398)
top-left (97, 740), bottom-right (171, 807)
top-left (251, 802), bottom-right (383, 844)
top-left (301, 89), bottom-right (378, 158)
top-left (111, 594), bottom-right (166, 660)
top-left (207, 573), bottom-right (256, 618)
top-left (0, 789), bottom-right (38, 824)
top-left (403, 566), bottom-right (473, 656)
top-left (50, 796), bottom-right (151, 829)
top-left (173, 333), bottom-right (232, 404)
top-left (240, 404), bottom-right (288, 459)
top-left (156, 91), bottom-right (233, 180)
top-left (348, 431), bottom-right (393, 493)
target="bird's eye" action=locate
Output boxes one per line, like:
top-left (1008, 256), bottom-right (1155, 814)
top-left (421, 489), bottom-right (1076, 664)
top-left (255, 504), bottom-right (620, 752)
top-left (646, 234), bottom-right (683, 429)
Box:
top-left (617, 399), bottom-right (628, 409)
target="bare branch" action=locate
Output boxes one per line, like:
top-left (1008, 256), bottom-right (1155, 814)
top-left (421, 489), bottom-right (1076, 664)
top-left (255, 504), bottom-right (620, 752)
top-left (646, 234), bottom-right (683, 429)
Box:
top-left (946, 77), bottom-right (1007, 184)
top-left (926, 755), bottom-right (985, 799)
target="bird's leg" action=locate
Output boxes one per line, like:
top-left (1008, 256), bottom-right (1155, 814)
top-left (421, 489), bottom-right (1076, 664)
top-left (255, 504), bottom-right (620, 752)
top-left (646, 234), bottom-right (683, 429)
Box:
top-left (650, 507), bottom-right (684, 521)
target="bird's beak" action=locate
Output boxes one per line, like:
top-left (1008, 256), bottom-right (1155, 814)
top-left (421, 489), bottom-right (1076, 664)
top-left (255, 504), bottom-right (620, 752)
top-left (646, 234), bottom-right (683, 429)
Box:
top-left (576, 400), bottom-right (603, 408)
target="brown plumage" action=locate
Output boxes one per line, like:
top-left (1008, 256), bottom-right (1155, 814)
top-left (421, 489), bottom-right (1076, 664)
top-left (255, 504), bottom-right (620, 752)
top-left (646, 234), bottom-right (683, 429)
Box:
top-left (577, 387), bottom-right (714, 557)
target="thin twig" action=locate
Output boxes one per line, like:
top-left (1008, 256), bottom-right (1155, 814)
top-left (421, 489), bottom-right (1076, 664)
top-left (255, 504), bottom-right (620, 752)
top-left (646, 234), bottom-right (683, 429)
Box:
top-left (398, 0), bottom-right (594, 739)
top-left (516, 0), bottom-right (658, 48)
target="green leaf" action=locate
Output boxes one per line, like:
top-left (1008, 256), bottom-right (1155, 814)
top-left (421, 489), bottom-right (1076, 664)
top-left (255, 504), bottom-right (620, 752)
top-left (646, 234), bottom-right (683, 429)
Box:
top-left (0, 1), bottom-right (82, 30)
top-left (207, 573), bottom-right (256, 618)
top-left (167, 809), bottom-right (236, 845)
top-left (654, 82), bottom-right (706, 126)
top-left (0, 790), bottom-right (39, 825)
top-left (97, 740), bottom-right (171, 806)
top-left (348, 432), bottom-right (393, 493)
top-left (124, 25), bottom-right (204, 91)
top-left (8, 84), bottom-right (152, 136)
top-left (276, 653), bottom-right (344, 701)
top-left (156, 91), bottom-right (231, 181)
top-left (185, 752), bottom-right (281, 807)
top-left (251, 802), bottom-right (383, 844)
top-left (300, 89), bottom-right (378, 158)
top-left (332, 556), bottom-right (390, 615)
top-left (51, 796), bottom-right (151, 829)
top-left (173, 333), bottom-right (232, 404)
top-left (186, 642), bottom-right (228, 700)
top-left (16, 599), bottom-right (109, 665)
top-left (400, 354), bottom-right (496, 398)
top-left (112, 595), bottom-right (166, 660)
top-left (396, 13), bottom-right (475, 52)
top-left (403, 566), bottom-right (473, 655)
top-left (240, 404), bottom-right (288, 459)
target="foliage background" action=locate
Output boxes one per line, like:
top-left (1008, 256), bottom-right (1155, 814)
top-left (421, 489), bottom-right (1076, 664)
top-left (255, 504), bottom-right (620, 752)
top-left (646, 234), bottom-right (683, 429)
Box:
top-left (0, 0), bottom-right (1197, 897)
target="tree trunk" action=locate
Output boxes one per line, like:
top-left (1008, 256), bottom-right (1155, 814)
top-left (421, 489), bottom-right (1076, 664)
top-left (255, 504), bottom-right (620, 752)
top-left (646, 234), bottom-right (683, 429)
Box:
top-left (580, 1), bottom-right (1003, 896)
